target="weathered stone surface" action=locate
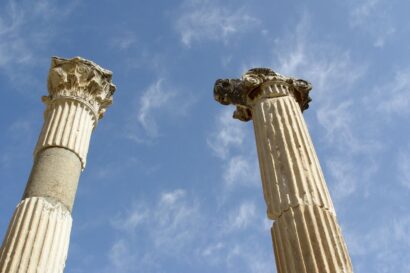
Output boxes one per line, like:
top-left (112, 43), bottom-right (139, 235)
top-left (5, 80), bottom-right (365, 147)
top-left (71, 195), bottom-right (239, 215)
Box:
top-left (272, 205), bottom-right (351, 273)
top-left (35, 98), bottom-right (96, 168)
top-left (214, 68), bottom-right (312, 121)
top-left (36, 57), bottom-right (116, 168)
top-left (213, 68), bottom-right (353, 273)
top-left (252, 95), bottom-right (334, 219)
top-left (46, 56), bottom-right (116, 119)
top-left (0, 56), bottom-right (116, 273)
top-left (23, 147), bottom-right (82, 212)
top-left (0, 197), bottom-right (72, 273)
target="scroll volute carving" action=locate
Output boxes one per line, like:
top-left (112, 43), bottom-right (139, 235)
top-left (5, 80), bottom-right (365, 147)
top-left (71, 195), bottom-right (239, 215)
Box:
top-left (214, 68), bottom-right (312, 121)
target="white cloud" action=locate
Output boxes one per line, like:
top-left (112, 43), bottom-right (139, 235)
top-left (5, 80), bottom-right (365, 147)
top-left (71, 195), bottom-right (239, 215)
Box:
top-left (348, 0), bottom-right (396, 48)
top-left (106, 190), bottom-right (273, 273)
top-left (349, 0), bottom-right (380, 27)
top-left (201, 242), bottom-right (224, 257)
top-left (374, 70), bottom-right (410, 116)
top-left (223, 155), bottom-right (259, 188)
top-left (326, 159), bottom-right (357, 200)
top-left (263, 13), bottom-right (382, 202)
top-left (108, 240), bottom-right (136, 272)
top-left (175, 0), bottom-right (259, 47)
top-left (345, 215), bottom-right (410, 272)
top-left (110, 32), bottom-right (137, 50)
top-left (207, 108), bottom-right (246, 159)
top-left (226, 201), bottom-right (257, 231)
top-left (0, 0), bottom-right (77, 75)
top-left (160, 189), bottom-right (186, 205)
top-left (273, 14), bottom-right (365, 100)
top-left (138, 79), bottom-right (176, 137)
top-left (111, 206), bottom-right (148, 233)
top-left (225, 243), bottom-right (274, 273)
top-left (125, 79), bottom-right (195, 143)
top-left (108, 189), bottom-right (202, 272)
top-left (0, 1), bottom-right (31, 67)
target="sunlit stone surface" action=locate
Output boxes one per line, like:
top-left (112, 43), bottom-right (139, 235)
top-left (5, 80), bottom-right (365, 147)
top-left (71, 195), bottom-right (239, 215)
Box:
top-left (0, 57), bottom-right (116, 273)
top-left (214, 68), bottom-right (353, 273)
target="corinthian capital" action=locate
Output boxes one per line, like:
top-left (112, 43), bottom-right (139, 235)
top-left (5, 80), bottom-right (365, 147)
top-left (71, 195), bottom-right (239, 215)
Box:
top-left (45, 56), bottom-right (116, 119)
top-left (214, 68), bottom-right (312, 121)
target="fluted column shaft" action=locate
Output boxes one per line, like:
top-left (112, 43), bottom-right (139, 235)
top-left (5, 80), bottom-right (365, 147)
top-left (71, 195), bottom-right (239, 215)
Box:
top-left (0, 57), bottom-right (116, 273)
top-left (252, 93), bottom-right (352, 273)
top-left (213, 68), bottom-right (353, 273)
top-left (0, 198), bottom-right (72, 273)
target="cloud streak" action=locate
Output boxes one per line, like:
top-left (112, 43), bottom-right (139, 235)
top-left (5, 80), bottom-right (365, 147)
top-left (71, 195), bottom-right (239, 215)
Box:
top-left (207, 108), bottom-right (246, 159)
top-left (105, 189), bottom-right (273, 273)
top-left (348, 0), bottom-right (396, 48)
top-left (175, 0), bottom-right (259, 47)
top-left (125, 79), bottom-right (195, 143)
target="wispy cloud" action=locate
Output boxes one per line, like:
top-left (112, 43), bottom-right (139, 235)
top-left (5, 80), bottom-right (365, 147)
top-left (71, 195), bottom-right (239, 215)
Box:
top-left (0, 0), bottom-right (32, 67)
top-left (223, 155), bottom-right (259, 189)
top-left (0, 0), bottom-right (76, 67)
top-left (225, 201), bottom-right (257, 231)
top-left (345, 215), bottom-right (410, 272)
top-left (373, 70), bottom-right (410, 116)
top-left (125, 79), bottom-right (195, 143)
top-left (175, 0), bottom-right (259, 47)
top-left (0, 0), bottom-right (77, 90)
top-left (109, 31), bottom-right (137, 50)
top-left (105, 190), bottom-right (273, 273)
top-left (207, 108), bottom-right (246, 159)
top-left (138, 79), bottom-right (176, 137)
top-left (348, 0), bottom-right (395, 48)
top-left (108, 189), bottom-right (202, 272)
top-left (262, 13), bottom-right (381, 202)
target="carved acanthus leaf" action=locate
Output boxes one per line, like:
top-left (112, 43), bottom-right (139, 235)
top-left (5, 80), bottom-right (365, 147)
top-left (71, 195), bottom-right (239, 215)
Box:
top-left (45, 56), bottom-right (116, 119)
top-left (214, 68), bottom-right (312, 121)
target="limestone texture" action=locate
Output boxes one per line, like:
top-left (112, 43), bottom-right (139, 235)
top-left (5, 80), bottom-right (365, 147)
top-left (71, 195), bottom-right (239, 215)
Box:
top-left (23, 147), bottom-right (82, 212)
top-left (0, 197), bottom-right (72, 273)
top-left (214, 68), bottom-right (353, 273)
top-left (0, 56), bottom-right (116, 273)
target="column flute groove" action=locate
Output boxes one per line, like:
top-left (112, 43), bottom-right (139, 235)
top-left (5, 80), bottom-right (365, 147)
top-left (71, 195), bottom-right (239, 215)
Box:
top-left (0, 56), bottom-right (116, 273)
top-left (213, 68), bottom-right (353, 273)
top-left (35, 99), bottom-right (96, 169)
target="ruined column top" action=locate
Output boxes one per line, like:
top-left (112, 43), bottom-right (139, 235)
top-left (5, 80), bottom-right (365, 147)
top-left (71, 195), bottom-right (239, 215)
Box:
top-left (45, 56), bottom-right (116, 119)
top-left (214, 68), bottom-right (312, 121)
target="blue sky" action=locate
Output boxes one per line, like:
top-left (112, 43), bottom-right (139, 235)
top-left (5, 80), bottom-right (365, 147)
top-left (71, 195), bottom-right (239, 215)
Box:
top-left (0, 0), bottom-right (410, 272)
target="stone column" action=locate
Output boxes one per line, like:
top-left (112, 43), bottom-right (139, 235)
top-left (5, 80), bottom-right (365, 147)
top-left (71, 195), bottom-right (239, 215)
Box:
top-left (0, 57), bottom-right (116, 273)
top-left (214, 68), bottom-right (353, 273)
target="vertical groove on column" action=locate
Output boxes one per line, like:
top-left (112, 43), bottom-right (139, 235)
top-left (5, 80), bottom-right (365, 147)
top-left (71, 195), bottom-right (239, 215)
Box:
top-left (252, 96), bottom-right (335, 219)
top-left (0, 197), bottom-right (72, 273)
top-left (251, 92), bottom-right (352, 273)
top-left (272, 222), bottom-right (289, 273)
top-left (271, 206), bottom-right (352, 273)
top-left (289, 99), bottom-right (335, 212)
top-left (34, 99), bottom-right (96, 168)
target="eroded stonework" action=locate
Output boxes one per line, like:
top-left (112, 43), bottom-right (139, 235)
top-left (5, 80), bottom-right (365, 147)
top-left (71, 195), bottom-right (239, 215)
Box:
top-left (214, 68), bottom-right (312, 121)
top-left (0, 56), bottom-right (116, 273)
top-left (46, 56), bottom-right (116, 119)
top-left (213, 68), bottom-right (353, 273)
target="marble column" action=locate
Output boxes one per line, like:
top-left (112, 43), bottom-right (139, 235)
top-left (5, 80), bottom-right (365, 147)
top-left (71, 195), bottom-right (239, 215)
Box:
top-left (0, 57), bottom-right (116, 273)
top-left (214, 68), bottom-right (353, 273)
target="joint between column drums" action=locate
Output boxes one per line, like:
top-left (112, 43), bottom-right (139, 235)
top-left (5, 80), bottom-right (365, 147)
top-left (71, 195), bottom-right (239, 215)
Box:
top-left (275, 203), bottom-right (336, 221)
top-left (20, 196), bottom-right (71, 214)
